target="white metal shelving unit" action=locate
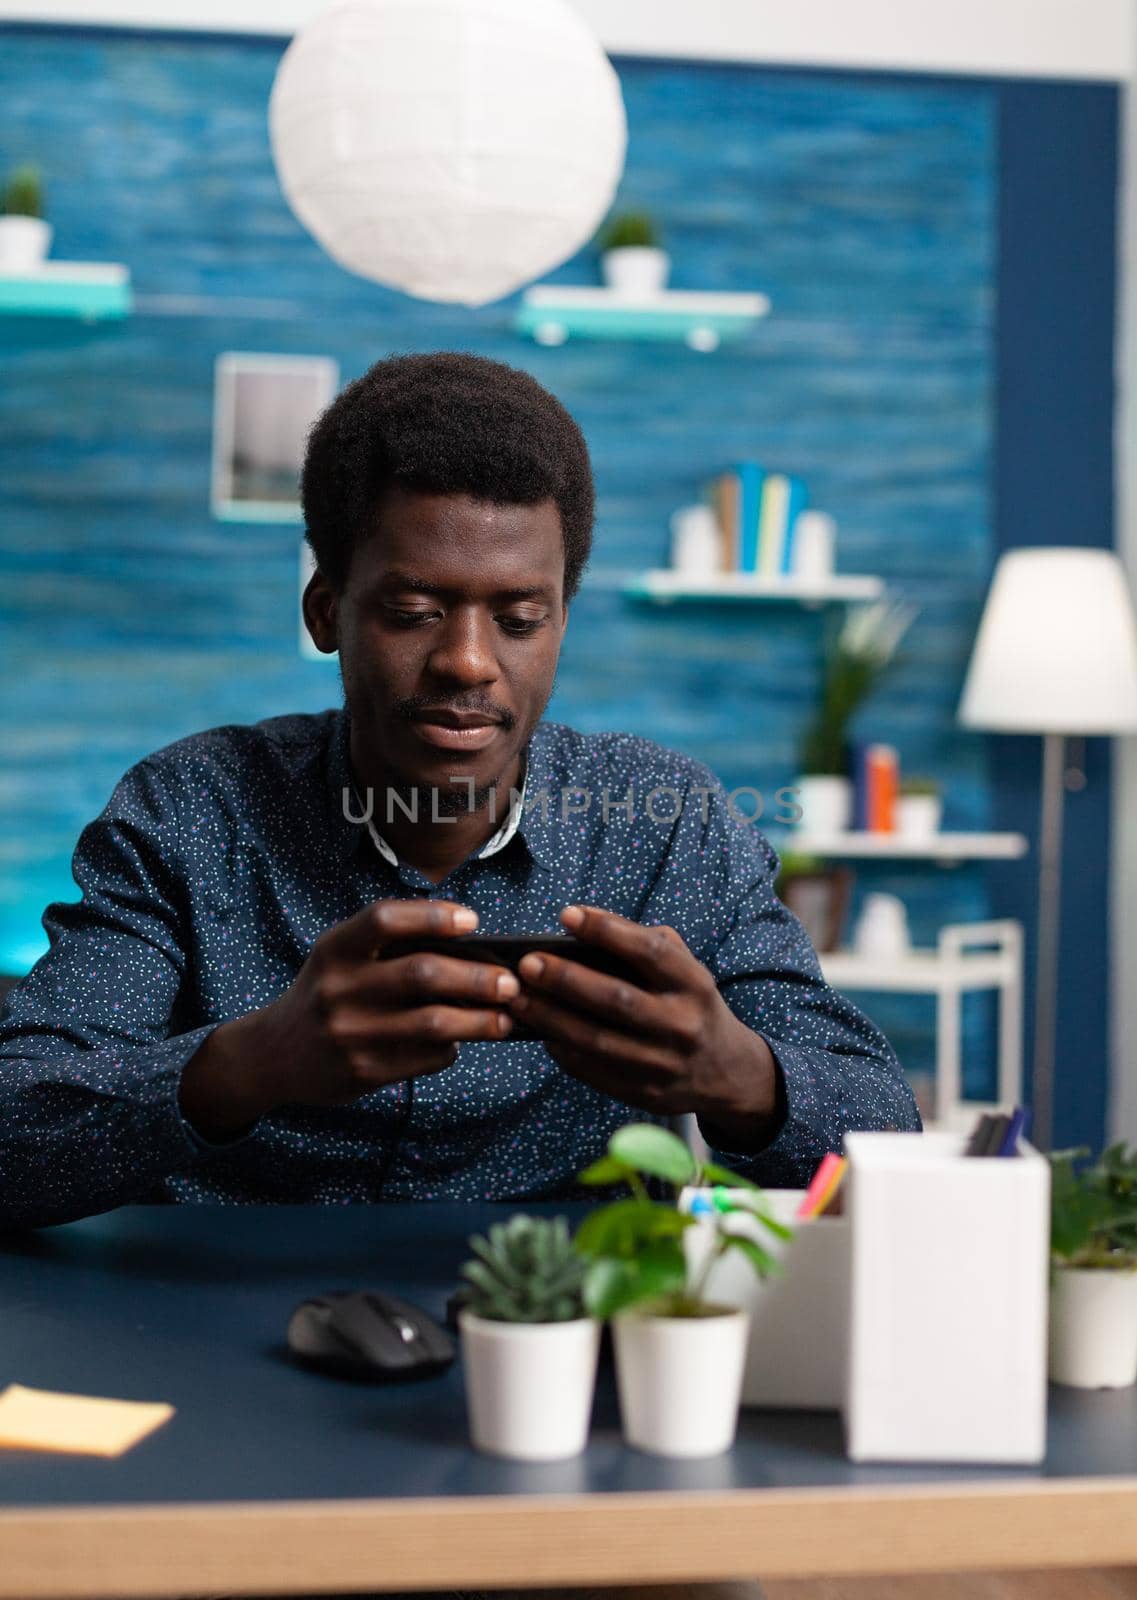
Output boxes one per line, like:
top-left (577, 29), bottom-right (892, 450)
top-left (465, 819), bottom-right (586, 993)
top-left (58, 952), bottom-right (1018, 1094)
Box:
top-left (820, 920), bottom-right (1024, 1129)
top-left (778, 830), bottom-right (1029, 863)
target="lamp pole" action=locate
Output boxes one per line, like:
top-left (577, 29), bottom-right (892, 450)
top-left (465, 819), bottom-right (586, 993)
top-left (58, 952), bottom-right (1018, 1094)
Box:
top-left (1032, 732), bottom-right (1067, 1153)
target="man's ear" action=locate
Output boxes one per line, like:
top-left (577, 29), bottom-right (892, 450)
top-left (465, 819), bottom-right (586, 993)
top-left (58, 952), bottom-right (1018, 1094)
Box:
top-left (302, 567), bottom-right (339, 654)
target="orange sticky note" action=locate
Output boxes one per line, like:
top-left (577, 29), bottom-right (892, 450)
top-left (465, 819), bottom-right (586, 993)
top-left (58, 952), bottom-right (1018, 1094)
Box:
top-left (0, 1384), bottom-right (174, 1457)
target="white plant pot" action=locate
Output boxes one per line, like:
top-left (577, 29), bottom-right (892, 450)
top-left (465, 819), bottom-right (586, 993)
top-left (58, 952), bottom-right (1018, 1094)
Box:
top-left (897, 794), bottom-right (943, 839)
top-left (1048, 1265), bottom-right (1137, 1389)
top-left (0, 216), bottom-right (52, 270)
top-left (459, 1310), bottom-right (600, 1461)
top-left (612, 1308), bottom-right (750, 1457)
top-left (601, 246), bottom-right (670, 295)
top-left (793, 774), bottom-right (852, 835)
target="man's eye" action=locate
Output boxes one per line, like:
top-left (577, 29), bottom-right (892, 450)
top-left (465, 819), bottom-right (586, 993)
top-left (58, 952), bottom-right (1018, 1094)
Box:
top-left (498, 615), bottom-right (545, 636)
top-left (387, 609), bottom-right (439, 626)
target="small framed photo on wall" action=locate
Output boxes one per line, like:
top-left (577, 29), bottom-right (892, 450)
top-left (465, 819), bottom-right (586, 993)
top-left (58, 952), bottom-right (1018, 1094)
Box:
top-left (212, 352), bottom-right (338, 522)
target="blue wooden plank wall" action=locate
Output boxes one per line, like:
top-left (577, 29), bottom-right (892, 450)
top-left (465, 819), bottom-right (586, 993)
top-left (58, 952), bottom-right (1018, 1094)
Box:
top-left (0, 26), bottom-right (1007, 1103)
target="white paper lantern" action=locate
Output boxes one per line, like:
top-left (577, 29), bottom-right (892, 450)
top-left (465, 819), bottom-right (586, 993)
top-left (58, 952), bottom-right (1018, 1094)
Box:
top-left (269, 0), bottom-right (627, 307)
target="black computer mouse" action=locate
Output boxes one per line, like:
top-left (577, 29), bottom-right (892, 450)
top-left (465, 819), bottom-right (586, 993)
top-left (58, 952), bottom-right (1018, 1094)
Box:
top-left (287, 1289), bottom-right (456, 1382)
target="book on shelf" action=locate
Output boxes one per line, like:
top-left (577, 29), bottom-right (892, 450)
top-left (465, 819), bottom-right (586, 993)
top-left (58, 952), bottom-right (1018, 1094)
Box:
top-left (706, 463), bottom-right (809, 578)
top-left (757, 472), bottom-right (809, 576)
top-left (852, 742), bottom-right (899, 831)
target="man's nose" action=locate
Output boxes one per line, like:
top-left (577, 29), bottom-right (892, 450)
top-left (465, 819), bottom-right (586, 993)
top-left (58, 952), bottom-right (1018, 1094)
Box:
top-left (425, 608), bottom-right (500, 685)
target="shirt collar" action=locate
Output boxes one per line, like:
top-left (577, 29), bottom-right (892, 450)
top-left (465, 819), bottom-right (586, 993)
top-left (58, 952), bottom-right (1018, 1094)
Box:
top-left (326, 706), bottom-right (558, 874)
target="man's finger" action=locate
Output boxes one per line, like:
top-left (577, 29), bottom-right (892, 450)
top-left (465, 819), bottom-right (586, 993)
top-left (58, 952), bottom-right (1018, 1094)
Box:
top-left (349, 951), bottom-right (519, 1008)
top-left (558, 905), bottom-right (694, 989)
top-left (329, 1002), bottom-right (514, 1046)
top-left (513, 989), bottom-right (678, 1072)
top-left (514, 952), bottom-right (678, 1041)
top-left (329, 899), bottom-right (479, 961)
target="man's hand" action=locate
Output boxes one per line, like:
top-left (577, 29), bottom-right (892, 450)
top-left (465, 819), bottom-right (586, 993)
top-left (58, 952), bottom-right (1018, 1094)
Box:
top-left (508, 904), bottom-right (783, 1152)
top-left (179, 900), bottom-right (518, 1140)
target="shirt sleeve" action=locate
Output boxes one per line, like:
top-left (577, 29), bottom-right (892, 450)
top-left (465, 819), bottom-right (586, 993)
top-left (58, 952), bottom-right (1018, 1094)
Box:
top-left (0, 757), bottom-right (231, 1228)
top-left (690, 786), bottom-right (922, 1187)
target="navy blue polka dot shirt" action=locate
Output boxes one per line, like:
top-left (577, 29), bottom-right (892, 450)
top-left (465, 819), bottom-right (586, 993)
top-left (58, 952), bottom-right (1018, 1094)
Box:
top-left (0, 706), bottom-right (919, 1225)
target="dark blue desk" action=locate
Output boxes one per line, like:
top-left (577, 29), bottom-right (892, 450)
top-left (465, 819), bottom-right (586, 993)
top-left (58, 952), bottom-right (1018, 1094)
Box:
top-left (1, 1204), bottom-right (1136, 1596)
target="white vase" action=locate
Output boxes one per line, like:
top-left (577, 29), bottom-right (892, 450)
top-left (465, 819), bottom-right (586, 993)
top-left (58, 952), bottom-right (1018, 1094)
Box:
top-left (0, 216), bottom-right (52, 270)
top-left (459, 1310), bottom-right (600, 1461)
top-left (793, 774), bottom-right (852, 835)
top-left (1048, 1265), bottom-right (1137, 1389)
top-left (853, 892), bottom-right (911, 960)
top-left (612, 1308), bottom-right (750, 1457)
top-left (601, 246), bottom-right (670, 295)
top-left (897, 794), bottom-right (943, 839)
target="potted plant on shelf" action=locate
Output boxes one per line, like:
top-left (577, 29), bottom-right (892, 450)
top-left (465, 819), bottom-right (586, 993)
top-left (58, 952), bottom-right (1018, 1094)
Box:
top-left (897, 775), bottom-right (943, 840)
top-left (0, 165), bottom-right (51, 270)
top-left (774, 852), bottom-right (853, 953)
top-left (794, 599), bottom-right (917, 835)
top-left (596, 208), bottom-right (669, 295)
top-left (576, 1122), bottom-right (790, 1458)
top-left (1048, 1143), bottom-right (1137, 1389)
top-left (457, 1213), bottom-right (599, 1461)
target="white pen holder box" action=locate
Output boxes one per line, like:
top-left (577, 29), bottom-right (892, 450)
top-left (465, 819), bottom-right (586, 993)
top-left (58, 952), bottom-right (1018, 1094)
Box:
top-left (843, 1130), bottom-right (1049, 1464)
top-left (680, 1188), bottom-right (850, 1409)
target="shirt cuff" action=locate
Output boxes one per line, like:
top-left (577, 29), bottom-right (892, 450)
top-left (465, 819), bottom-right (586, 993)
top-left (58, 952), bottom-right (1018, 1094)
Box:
top-left (171, 1027), bottom-right (263, 1156)
top-left (698, 1034), bottom-right (832, 1187)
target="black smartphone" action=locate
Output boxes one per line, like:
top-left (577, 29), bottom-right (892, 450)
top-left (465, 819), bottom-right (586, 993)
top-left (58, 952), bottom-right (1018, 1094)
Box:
top-left (381, 933), bottom-right (642, 1041)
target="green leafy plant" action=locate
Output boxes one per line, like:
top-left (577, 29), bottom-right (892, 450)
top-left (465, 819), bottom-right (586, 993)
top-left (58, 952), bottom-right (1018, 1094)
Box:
top-left (597, 209), bottom-right (661, 252)
top-left (3, 165), bottom-right (43, 219)
top-left (574, 1123), bottom-right (791, 1319)
top-left (1050, 1144), bottom-right (1137, 1270)
top-left (459, 1214), bottom-right (587, 1323)
top-left (799, 600), bottom-right (918, 777)
top-left (899, 775), bottom-right (940, 797)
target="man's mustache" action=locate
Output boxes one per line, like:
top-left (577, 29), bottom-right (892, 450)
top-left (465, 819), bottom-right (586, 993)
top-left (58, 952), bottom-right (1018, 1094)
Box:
top-left (392, 694), bottom-right (517, 731)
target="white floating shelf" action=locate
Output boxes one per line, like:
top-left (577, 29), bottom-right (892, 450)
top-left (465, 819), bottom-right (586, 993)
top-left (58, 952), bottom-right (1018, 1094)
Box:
top-left (781, 831), bottom-right (1029, 861)
top-left (624, 570), bottom-right (884, 605)
top-left (515, 285), bottom-right (770, 350)
top-left (820, 948), bottom-right (1019, 993)
top-left (0, 260), bottom-right (132, 319)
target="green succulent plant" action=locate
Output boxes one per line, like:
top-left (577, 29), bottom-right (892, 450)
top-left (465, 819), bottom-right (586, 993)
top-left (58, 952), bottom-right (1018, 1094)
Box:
top-left (597, 209), bottom-right (661, 252)
top-left (4, 165), bottom-right (44, 219)
top-left (460, 1214), bottom-right (587, 1323)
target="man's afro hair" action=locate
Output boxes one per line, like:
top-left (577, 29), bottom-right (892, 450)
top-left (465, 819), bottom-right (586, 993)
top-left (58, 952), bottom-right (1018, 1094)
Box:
top-left (301, 351), bottom-right (594, 599)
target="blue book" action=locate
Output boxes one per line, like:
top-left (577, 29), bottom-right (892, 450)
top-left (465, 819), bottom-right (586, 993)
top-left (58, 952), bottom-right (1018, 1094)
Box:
top-left (780, 478), bottom-right (809, 574)
top-left (734, 462), bottom-right (766, 572)
top-left (851, 742), bottom-right (872, 831)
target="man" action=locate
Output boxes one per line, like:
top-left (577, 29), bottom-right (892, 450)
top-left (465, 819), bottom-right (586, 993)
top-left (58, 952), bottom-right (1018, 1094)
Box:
top-left (0, 351), bottom-right (918, 1228)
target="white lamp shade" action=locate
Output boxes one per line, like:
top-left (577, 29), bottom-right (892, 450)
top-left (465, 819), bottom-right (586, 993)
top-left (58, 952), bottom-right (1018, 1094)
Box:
top-left (959, 547), bottom-right (1137, 734)
top-left (269, 0), bottom-right (627, 308)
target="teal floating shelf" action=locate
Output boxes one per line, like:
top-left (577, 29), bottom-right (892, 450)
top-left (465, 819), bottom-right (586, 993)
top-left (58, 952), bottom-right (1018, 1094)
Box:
top-left (515, 285), bottom-right (770, 350)
top-left (0, 261), bottom-right (132, 320)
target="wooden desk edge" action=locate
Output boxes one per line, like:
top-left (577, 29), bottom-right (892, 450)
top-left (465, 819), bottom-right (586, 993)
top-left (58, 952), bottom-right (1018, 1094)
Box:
top-left (2, 1476), bottom-right (1137, 1597)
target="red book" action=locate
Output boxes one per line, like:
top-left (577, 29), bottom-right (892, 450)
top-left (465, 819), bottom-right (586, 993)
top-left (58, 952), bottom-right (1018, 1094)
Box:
top-left (866, 744), bottom-right (899, 832)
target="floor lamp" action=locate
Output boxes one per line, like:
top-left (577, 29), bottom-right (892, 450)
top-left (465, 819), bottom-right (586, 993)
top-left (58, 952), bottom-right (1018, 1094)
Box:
top-left (958, 548), bottom-right (1137, 1151)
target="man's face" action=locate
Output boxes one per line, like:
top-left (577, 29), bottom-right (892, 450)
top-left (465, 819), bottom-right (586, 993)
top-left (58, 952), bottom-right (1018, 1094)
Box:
top-left (310, 485), bottom-right (568, 812)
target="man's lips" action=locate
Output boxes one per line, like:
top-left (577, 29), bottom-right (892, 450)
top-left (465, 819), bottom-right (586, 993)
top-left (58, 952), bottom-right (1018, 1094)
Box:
top-left (407, 711), bottom-right (504, 752)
